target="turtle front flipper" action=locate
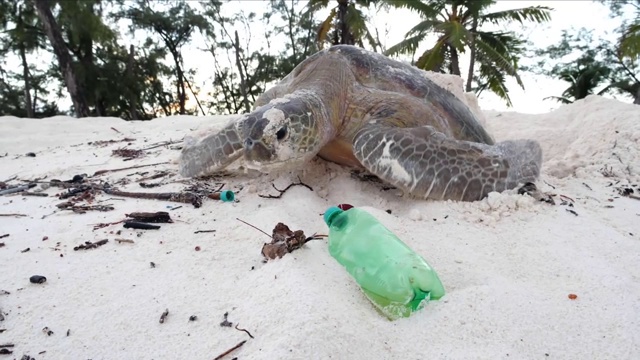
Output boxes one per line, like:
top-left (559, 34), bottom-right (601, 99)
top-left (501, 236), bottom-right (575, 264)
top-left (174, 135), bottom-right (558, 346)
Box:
top-left (178, 118), bottom-right (245, 177)
top-left (352, 124), bottom-right (542, 201)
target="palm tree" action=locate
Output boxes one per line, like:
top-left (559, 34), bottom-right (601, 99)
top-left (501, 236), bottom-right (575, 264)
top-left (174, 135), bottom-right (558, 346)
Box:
top-left (305, 0), bottom-right (380, 50)
top-left (544, 64), bottom-right (612, 104)
top-left (383, 0), bottom-right (552, 106)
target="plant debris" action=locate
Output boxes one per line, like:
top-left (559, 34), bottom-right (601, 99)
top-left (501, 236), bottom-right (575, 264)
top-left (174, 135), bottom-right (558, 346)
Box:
top-left (126, 211), bottom-right (173, 223)
top-left (194, 229), bottom-right (216, 234)
top-left (262, 223), bottom-right (327, 260)
top-left (0, 213), bottom-right (28, 217)
top-left (159, 308), bottom-right (169, 324)
top-left (518, 182), bottom-right (555, 204)
top-left (103, 188), bottom-right (203, 208)
top-left (220, 312), bottom-right (233, 327)
top-left (115, 239), bottom-right (135, 244)
top-left (0, 348), bottom-right (12, 355)
top-left (261, 223), bottom-right (309, 259)
top-left (123, 221), bottom-right (161, 230)
top-left (88, 138), bottom-right (135, 147)
top-left (566, 209), bottom-right (579, 216)
top-left (93, 161), bottom-right (169, 176)
top-left (42, 327), bottom-right (54, 336)
top-left (235, 324), bottom-right (254, 339)
top-left (73, 239), bottom-right (109, 251)
top-left (0, 183), bottom-right (36, 196)
top-left (258, 177), bottom-right (313, 199)
top-left (213, 340), bottom-right (246, 360)
top-left (112, 148), bottom-right (145, 160)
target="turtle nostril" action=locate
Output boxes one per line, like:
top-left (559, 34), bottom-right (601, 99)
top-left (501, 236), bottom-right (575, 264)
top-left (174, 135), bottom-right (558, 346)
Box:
top-left (244, 138), bottom-right (254, 149)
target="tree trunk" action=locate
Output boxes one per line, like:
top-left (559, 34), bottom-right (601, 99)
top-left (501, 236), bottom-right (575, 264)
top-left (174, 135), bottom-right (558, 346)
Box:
top-left (33, 0), bottom-right (90, 118)
top-left (337, 0), bottom-right (353, 45)
top-left (127, 44), bottom-right (139, 120)
top-left (465, 17), bottom-right (478, 92)
top-left (19, 43), bottom-right (34, 118)
top-left (450, 45), bottom-right (461, 76)
top-left (234, 30), bottom-right (251, 113)
top-left (634, 86), bottom-right (640, 105)
top-left (162, 36), bottom-right (186, 115)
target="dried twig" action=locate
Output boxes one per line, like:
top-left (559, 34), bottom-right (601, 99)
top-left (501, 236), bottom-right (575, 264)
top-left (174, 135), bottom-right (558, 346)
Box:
top-left (73, 239), bottom-right (108, 251)
top-left (92, 220), bottom-right (125, 230)
top-left (0, 213), bottom-right (28, 217)
top-left (21, 191), bottom-right (48, 197)
top-left (236, 218), bottom-right (271, 238)
top-left (258, 177), bottom-right (313, 199)
top-left (93, 162), bottom-right (169, 176)
top-left (0, 234), bottom-right (9, 239)
top-left (142, 140), bottom-right (182, 151)
top-left (234, 324), bottom-right (254, 339)
top-left (123, 221), bottom-right (161, 230)
top-left (194, 230), bottom-right (216, 234)
top-left (0, 183), bottom-right (36, 196)
top-left (103, 188), bottom-right (202, 208)
top-left (213, 340), bottom-right (247, 360)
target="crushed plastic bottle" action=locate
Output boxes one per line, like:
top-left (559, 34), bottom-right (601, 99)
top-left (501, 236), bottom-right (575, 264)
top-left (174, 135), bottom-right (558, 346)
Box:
top-left (324, 206), bottom-right (445, 320)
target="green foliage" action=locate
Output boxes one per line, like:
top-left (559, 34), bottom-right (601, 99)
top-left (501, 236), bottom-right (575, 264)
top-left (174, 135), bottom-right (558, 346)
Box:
top-left (529, 14), bottom-right (640, 105)
top-left (2, 0), bottom-right (635, 119)
top-left (384, 0), bottom-right (552, 106)
top-left (306, 0), bottom-right (380, 50)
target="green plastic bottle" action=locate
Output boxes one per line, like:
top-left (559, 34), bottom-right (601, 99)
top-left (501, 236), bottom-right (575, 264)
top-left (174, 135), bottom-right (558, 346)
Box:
top-left (323, 206), bottom-right (445, 320)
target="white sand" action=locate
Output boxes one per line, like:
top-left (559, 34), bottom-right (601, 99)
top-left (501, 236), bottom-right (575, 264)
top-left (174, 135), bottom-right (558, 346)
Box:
top-left (1, 93), bottom-right (639, 360)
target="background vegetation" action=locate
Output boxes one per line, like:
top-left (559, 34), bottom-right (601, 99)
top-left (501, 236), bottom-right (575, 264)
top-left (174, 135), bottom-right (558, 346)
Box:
top-left (0, 0), bottom-right (637, 119)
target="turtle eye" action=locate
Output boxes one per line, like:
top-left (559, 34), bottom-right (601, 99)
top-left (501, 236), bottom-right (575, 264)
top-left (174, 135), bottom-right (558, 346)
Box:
top-left (276, 126), bottom-right (288, 141)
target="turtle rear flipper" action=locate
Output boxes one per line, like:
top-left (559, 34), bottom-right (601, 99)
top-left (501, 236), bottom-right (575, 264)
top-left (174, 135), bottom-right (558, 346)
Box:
top-left (352, 124), bottom-right (542, 201)
top-left (179, 119), bottom-right (244, 177)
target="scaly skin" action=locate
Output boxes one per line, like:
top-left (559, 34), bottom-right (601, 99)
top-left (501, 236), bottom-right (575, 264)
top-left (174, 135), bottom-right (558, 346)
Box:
top-left (178, 44), bottom-right (543, 202)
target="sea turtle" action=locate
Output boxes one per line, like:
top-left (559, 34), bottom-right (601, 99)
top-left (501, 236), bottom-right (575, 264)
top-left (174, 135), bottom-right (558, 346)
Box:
top-left (179, 45), bottom-right (542, 202)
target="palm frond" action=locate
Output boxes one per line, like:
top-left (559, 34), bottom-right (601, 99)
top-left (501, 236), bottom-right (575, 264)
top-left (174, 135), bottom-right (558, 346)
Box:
top-left (475, 61), bottom-right (513, 106)
top-left (405, 19), bottom-right (444, 37)
top-left (619, 22), bottom-right (640, 61)
top-left (385, 33), bottom-right (427, 56)
top-left (542, 95), bottom-right (573, 104)
top-left (474, 36), bottom-right (523, 88)
top-left (479, 6), bottom-right (553, 26)
top-left (346, 6), bottom-right (378, 51)
top-left (438, 20), bottom-right (471, 52)
top-left (415, 37), bottom-right (447, 71)
top-left (304, 0), bottom-right (331, 14)
top-left (380, 0), bottom-right (443, 18)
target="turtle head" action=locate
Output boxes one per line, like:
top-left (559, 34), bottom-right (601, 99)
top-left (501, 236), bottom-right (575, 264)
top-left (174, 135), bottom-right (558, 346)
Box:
top-left (241, 96), bottom-right (325, 172)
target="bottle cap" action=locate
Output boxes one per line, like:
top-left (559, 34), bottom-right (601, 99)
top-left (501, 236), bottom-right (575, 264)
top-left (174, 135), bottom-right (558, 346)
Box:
top-left (219, 190), bottom-right (235, 202)
top-left (323, 206), bottom-right (343, 226)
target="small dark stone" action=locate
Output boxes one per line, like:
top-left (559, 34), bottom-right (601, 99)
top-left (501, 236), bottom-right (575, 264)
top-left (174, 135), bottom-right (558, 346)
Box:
top-left (189, 315), bottom-right (197, 321)
top-left (25, 152), bottom-right (36, 157)
top-left (385, 209), bottom-right (392, 214)
top-left (29, 275), bottom-right (47, 284)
